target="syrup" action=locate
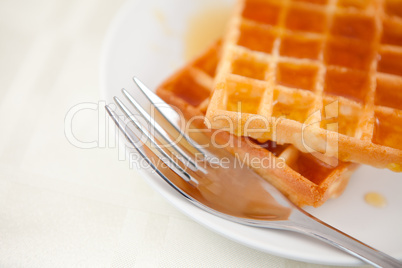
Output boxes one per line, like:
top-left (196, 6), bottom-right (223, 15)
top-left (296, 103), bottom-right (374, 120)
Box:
top-left (364, 192), bottom-right (387, 208)
top-left (372, 112), bottom-right (402, 150)
top-left (184, 4), bottom-right (231, 60)
top-left (144, 134), bottom-right (291, 220)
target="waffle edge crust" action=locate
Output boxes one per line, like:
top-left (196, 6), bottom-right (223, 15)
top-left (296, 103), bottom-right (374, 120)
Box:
top-left (156, 42), bottom-right (359, 207)
top-left (206, 0), bottom-right (402, 171)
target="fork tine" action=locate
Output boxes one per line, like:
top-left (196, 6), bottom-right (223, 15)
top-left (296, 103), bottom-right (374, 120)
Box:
top-left (105, 105), bottom-right (201, 193)
top-left (106, 105), bottom-right (139, 152)
top-left (112, 97), bottom-right (199, 186)
top-left (133, 77), bottom-right (208, 158)
top-left (121, 88), bottom-right (200, 171)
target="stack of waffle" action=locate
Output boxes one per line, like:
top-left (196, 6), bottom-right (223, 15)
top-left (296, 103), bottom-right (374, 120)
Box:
top-left (157, 42), bottom-right (358, 207)
top-left (156, 0), bottom-right (402, 207)
top-left (206, 0), bottom-right (402, 171)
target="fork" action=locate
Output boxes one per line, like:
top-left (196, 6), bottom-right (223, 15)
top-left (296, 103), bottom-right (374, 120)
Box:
top-left (106, 77), bottom-right (402, 268)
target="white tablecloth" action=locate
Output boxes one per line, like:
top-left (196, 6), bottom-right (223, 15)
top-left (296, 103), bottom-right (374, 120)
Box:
top-left (0, 0), bottom-right (367, 267)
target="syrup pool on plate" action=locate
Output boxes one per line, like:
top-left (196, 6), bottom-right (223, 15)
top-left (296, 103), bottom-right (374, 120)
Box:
top-left (184, 3), bottom-right (231, 60)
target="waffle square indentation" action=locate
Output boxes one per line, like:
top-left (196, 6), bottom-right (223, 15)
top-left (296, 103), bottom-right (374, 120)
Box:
top-left (226, 80), bottom-right (266, 114)
top-left (242, 0), bottom-right (282, 26)
top-left (385, 0), bottom-right (402, 18)
top-left (324, 68), bottom-right (369, 103)
top-left (381, 19), bottom-right (402, 46)
top-left (277, 62), bottom-right (319, 91)
top-left (375, 75), bottom-right (402, 110)
top-left (170, 71), bottom-right (210, 107)
top-left (286, 151), bottom-right (337, 185)
top-left (280, 34), bottom-right (322, 60)
top-left (321, 97), bottom-right (362, 137)
top-left (285, 6), bottom-right (327, 33)
top-left (237, 22), bottom-right (277, 53)
top-left (378, 49), bottom-right (402, 76)
top-left (272, 88), bottom-right (315, 123)
top-left (324, 39), bottom-right (372, 70)
top-left (331, 13), bottom-right (375, 41)
top-left (231, 55), bottom-right (269, 81)
top-left (372, 111), bottom-right (402, 150)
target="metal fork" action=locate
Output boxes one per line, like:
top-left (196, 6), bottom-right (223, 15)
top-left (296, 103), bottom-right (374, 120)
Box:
top-left (106, 78), bottom-right (402, 268)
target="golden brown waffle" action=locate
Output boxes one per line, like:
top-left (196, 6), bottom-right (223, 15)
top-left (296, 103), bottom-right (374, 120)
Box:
top-left (206, 0), bottom-right (402, 171)
top-left (156, 42), bottom-right (359, 207)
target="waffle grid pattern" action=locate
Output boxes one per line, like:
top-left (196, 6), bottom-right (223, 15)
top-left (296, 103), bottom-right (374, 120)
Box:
top-left (207, 0), bottom-right (402, 170)
top-left (157, 42), bottom-right (358, 207)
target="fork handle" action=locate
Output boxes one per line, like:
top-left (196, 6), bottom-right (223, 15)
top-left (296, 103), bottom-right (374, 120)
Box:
top-left (287, 212), bottom-right (402, 268)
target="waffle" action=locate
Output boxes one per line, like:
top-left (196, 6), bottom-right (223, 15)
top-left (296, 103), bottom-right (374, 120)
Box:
top-left (206, 0), bottom-right (402, 171)
top-left (156, 41), bottom-right (359, 207)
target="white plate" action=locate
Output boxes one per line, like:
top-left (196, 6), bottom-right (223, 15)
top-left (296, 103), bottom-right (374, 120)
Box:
top-left (100, 0), bottom-right (402, 265)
